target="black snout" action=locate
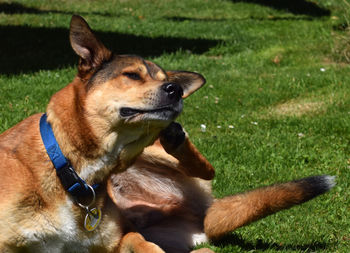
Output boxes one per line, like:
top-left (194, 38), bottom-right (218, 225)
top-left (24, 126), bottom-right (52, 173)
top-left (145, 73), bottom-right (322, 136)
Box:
top-left (161, 83), bottom-right (183, 101)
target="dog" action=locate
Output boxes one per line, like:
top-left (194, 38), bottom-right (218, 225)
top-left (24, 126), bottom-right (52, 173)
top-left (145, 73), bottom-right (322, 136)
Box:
top-left (0, 15), bottom-right (214, 252)
top-left (108, 125), bottom-right (335, 253)
top-left (0, 15), bottom-right (334, 253)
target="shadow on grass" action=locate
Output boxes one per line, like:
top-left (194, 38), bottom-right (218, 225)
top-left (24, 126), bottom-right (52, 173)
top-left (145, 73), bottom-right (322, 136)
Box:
top-left (231, 0), bottom-right (330, 17)
top-left (213, 233), bottom-right (331, 252)
top-left (166, 0), bottom-right (329, 23)
top-left (166, 15), bottom-right (315, 23)
top-left (0, 2), bottom-right (114, 17)
top-left (0, 26), bottom-right (220, 74)
top-left (0, 2), bottom-right (221, 74)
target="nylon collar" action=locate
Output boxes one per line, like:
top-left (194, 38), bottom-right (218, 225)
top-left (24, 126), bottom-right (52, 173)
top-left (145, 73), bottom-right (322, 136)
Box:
top-left (39, 113), bottom-right (97, 201)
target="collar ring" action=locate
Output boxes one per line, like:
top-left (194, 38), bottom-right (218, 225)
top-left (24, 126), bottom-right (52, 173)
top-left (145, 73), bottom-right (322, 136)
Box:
top-left (76, 184), bottom-right (96, 209)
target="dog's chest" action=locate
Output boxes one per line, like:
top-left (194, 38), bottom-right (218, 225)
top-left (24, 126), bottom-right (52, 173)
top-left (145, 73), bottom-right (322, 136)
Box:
top-left (19, 200), bottom-right (111, 253)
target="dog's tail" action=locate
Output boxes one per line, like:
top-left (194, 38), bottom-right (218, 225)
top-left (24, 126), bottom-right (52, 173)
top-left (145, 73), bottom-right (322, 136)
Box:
top-left (204, 175), bottom-right (335, 240)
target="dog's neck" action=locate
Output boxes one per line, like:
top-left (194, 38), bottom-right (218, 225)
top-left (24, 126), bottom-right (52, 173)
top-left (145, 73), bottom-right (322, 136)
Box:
top-left (46, 78), bottom-right (159, 185)
top-left (47, 78), bottom-right (100, 158)
top-left (78, 128), bottom-right (159, 183)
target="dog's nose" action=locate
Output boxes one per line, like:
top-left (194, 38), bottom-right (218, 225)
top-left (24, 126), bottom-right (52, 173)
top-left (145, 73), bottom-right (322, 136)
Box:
top-left (161, 83), bottom-right (183, 100)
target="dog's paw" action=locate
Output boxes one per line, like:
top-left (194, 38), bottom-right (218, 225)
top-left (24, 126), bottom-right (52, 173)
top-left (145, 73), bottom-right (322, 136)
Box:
top-left (191, 248), bottom-right (215, 253)
top-left (159, 122), bottom-right (186, 153)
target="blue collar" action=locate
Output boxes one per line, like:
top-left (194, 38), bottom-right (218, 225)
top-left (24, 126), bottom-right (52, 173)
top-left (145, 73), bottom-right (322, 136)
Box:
top-left (39, 113), bottom-right (98, 201)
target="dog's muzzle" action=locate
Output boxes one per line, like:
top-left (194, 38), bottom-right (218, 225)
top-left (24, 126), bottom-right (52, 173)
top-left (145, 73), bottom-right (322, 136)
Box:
top-left (119, 83), bottom-right (183, 120)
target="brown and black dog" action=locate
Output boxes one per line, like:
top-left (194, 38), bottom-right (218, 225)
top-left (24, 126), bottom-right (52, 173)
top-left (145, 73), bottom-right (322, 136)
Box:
top-left (0, 15), bottom-right (213, 252)
top-left (0, 15), bottom-right (334, 253)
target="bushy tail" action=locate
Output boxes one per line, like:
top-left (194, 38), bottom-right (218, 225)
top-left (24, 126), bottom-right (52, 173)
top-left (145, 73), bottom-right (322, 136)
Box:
top-left (204, 175), bottom-right (335, 240)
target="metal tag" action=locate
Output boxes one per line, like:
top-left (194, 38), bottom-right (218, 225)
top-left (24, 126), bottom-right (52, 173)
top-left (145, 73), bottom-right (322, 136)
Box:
top-left (84, 207), bottom-right (102, 232)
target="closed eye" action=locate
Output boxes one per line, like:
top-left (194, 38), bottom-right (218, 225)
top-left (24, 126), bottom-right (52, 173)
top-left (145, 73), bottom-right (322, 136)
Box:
top-left (123, 72), bottom-right (141, 80)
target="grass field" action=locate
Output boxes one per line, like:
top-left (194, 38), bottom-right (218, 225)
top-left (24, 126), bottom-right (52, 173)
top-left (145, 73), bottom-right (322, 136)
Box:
top-left (1, 0), bottom-right (350, 252)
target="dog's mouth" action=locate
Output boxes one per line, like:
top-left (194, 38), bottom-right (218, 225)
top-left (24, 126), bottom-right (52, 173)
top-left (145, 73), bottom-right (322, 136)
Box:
top-left (120, 103), bottom-right (182, 119)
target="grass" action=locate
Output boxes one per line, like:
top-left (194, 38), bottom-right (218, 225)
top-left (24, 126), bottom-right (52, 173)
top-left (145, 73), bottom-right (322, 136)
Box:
top-left (0, 0), bottom-right (350, 252)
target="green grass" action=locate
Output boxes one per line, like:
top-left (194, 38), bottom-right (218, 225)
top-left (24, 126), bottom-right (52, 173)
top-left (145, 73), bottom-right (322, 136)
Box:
top-left (1, 0), bottom-right (350, 252)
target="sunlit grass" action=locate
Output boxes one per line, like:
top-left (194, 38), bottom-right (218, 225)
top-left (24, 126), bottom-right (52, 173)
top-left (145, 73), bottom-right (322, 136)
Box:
top-left (0, 0), bottom-right (349, 252)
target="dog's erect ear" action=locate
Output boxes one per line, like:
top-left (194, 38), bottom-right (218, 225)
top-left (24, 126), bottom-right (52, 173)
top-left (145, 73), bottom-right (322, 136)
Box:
top-left (166, 71), bottom-right (206, 98)
top-left (70, 15), bottom-right (111, 75)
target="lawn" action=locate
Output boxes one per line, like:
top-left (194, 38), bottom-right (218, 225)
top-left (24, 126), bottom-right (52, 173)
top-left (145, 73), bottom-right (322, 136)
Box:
top-left (0, 0), bottom-right (349, 252)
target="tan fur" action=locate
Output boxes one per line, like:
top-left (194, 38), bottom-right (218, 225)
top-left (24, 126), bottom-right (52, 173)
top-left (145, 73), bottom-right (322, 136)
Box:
top-left (108, 137), bottom-right (214, 253)
top-left (0, 15), bottom-right (207, 253)
top-left (109, 130), bottom-right (334, 252)
top-left (118, 233), bottom-right (164, 253)
top-left (204, 181), bottom-right (308, 239)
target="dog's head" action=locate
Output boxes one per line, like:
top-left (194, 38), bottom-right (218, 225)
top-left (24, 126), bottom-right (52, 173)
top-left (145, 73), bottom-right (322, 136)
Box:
top-left (70, 16), bottom-right (204, 127)
top-left (62, 15), bottom-right (205, 166)
top-left (70, 15), bottom-right (204, 128)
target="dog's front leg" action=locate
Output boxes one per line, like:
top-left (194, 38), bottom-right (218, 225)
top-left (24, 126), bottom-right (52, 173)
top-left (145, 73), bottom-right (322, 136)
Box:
top-left (191, 248), bottom-right (215, 253)
top-left (159, 122), bottom-right (215, 180)
top-left (118, 232), bottom-right (165, 253)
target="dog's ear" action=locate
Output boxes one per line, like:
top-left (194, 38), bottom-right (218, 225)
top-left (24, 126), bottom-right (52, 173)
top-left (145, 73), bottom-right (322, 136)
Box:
top-left (70, 15), bottom-right (111, 76)
top-left (166, 71), bottom-right (206, 98)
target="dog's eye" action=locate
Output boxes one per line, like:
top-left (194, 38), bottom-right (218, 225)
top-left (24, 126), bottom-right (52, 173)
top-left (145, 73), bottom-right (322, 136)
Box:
top-left (123, 72), bottom-right (141, 80)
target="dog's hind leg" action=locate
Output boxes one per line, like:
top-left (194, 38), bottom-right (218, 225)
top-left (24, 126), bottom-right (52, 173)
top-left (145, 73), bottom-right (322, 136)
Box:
top-left (140, 122), bottom-right (215, 180)
top-left (160, 136), bottom-right (215, 180)
top-left (118, 232), bottom-right (165, 253)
